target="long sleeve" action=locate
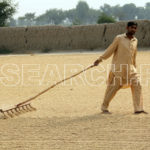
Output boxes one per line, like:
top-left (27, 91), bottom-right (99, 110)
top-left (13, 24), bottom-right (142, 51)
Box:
top-left (133, 39), bottom-right (138, 68)
top-left (133, 48), bottom-right (137, 68)
top-left (99, 36), bottom-right (119, 60)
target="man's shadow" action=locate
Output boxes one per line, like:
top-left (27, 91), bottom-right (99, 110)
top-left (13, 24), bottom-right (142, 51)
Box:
top-left (46, 112), bottom-right (123, 127)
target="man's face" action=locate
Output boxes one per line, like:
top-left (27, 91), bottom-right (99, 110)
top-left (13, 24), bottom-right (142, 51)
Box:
top-left (127, 25), bottom-right (137, 35)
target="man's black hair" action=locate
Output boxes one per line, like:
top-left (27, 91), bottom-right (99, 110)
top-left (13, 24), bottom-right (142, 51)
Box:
top-left (127, 21), bottom-right (138, 27)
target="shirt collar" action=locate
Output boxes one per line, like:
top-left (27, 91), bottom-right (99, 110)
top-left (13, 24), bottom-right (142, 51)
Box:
top-left (124, 33), bottom-right (136, 41)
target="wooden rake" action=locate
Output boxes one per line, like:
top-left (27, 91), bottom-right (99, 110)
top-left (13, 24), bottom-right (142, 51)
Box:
top-left (0, 64), bottom-right (95, 119)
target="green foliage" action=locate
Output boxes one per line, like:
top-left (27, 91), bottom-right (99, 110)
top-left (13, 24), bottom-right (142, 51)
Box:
top-left (100, 4), bottom-right (112, 16)
top-left (75, 1), bottom-right (90, 24)
top-left (16, 1), bottom-right (101, 26)
top-left (36, 9), bottom-right (65, 25)
top-left (7, 17), bottom-right (16, 26)
top-left (18, 16), bottom-right (26, 26)
top-left (99, 3), bottom-right (150, 20)
top-left (41, 48), bottom-right (52, 53)
top-left (72, 18), bottom-right (81, 25)
top-left (145, 2), bottom-right (150, 19)
top-left (0, 46), bottom-right (13, 54)
top-left (122, 3), bottom-right (137, 20)
top-left (9, 2), bottom-right (150, 27)
top-left (97, 13), bottom-right (116, 24)
top-left (18, 13), bottom-right (35, 26)
top-left (0, 0), bottom-right (16, 26)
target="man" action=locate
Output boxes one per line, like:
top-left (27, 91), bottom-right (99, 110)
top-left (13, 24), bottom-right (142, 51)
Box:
top-left (94, 21), bottom-right (147, 114)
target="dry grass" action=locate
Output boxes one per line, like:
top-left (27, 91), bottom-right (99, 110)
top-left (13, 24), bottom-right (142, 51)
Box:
top-left (0, 51), bottom-right (150, 149)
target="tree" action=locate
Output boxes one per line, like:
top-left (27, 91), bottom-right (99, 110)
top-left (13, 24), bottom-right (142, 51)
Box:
top-left (17, 13), bottom-right (35, 26)
top-left (66, 9), bottom-right (76, 23)
top-left (17, 16), bottom-right (26, 26)
top-left (0, 0), bottom-right (16, 26)
top-left (45, 9), bottom-right (65, 25)
top-left (13, 2), bottom-right (150, 27)
top-left (72, 18), bottom-right (81, 25)
top-left (76, 1), bottom-right (90, 24)
top-left (88, 9), bottom-right (101, 24)
top-left (100, 4), bottom-right (112, 16)
top-left (24, 13), bottom-right (35, 26)
top-left (136, 7), bottom-right (145, 19)
top-left (145, 2), bottom-right (150, 8)
top-left (122, 3), bottom-right (137, 20)
top-left (145, 2), bottom-right (150, 19)
top-left (7, 17), bottom-right (16, 26)
top-left (111, 5), bottom-right (124, 21)
top-left (35, 9), bottom-right (65, 25)
top-left (97, 13), bottom-right (116, 24)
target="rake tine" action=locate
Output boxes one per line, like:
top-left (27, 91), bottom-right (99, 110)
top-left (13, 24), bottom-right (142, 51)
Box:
top-left (24, 104), bottom-right (32, 112)
top-left (10, 109), bottom-right (17, 115)
top-left (10, 108), bottom-right (20, 116)
top-left (5, 108), bottom-right (18, 117)
top-left (9, 110), bottom-right (16, 118)
top-left (22, 105), bottom-right (32, 112)
top-left (18, 104), bottom-right (36, 112)
top-left (0, 109), bottom-right (8, 119)
top-left (21, 105), bottom-right (28, 111)
top-left (12, 107), bottom-right (22, 116)
top-left (17, 106), bottom-right (26, 113)
top-left (0, 104), bottom-right (37, 119)
top-left (28, 104), bottom-right (36, 111)
top-left (6, 110), bottom-right (14, 118)
top-left (21, 106), bottom-right (29, 113)
top-left (9, 109), bottom-right (15, 116)
top-left (2, 113), bottom-right (8, 119)
top-left (27, 104), bottom-right (36, 111)
top-left (3, 114), bottom-right (8, 119)
top-left (15, 107), bottom-right (22, 113)
top-left (24, 104), bottom-right (30, 111)
top-left (14, 104), bottom-right (35, 113)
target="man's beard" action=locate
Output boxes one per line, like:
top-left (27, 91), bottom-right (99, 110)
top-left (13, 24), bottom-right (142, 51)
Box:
top-left (128, 31), bottom-right (135, 35)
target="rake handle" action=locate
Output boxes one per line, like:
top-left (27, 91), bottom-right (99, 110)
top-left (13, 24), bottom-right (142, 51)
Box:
top-left (17, 64), bottom-right (95, 107)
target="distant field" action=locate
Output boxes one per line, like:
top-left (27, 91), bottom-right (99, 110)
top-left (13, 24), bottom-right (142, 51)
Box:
top-left (0, 51), bottom-right (150, 149)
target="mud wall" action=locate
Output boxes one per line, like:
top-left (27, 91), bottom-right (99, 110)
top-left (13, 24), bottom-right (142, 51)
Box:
top-left (0, 20), bottom-right (149, 53)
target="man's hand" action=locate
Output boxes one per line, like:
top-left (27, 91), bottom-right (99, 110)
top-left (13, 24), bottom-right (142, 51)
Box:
top-left (93, 58), bottom-right (102, 66)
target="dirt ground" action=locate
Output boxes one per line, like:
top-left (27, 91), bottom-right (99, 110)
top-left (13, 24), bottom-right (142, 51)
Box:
top-left (0, 51), bottom-right (150, 150)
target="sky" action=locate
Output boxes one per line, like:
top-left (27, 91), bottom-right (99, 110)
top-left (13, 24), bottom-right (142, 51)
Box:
top-left (13, 0), bottom-right (150, 18)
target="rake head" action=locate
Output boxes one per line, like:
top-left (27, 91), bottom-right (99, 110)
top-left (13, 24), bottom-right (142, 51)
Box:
top-left (0, 104), bottom-right (36, 119)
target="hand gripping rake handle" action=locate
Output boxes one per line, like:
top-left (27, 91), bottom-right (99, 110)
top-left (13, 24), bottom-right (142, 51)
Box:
top-left (17, 64), bottom-right (95, 107)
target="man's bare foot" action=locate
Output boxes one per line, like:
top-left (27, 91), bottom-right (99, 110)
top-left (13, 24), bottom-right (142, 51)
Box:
top-left (134, 110), bottom-right (148, 114)
top-left (101, 110), bottom-right (112, 114)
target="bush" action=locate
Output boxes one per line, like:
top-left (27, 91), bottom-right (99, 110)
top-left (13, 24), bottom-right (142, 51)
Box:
top-left (72, 18), bottom-right (81, 25)
top-left (97, 13), bottom-right (116, 24)
top-left (0, 46), bottom-right (13, 54)
top-left (41, 48), bottom-right (52, 53)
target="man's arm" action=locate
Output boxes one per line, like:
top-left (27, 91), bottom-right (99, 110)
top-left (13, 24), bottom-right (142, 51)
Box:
top-left (133, 48), bottom-right (137, 68)
top-left (133, 39), bottom-right (138, 68)
top-left (94, 36), bottom-right (119, 66)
